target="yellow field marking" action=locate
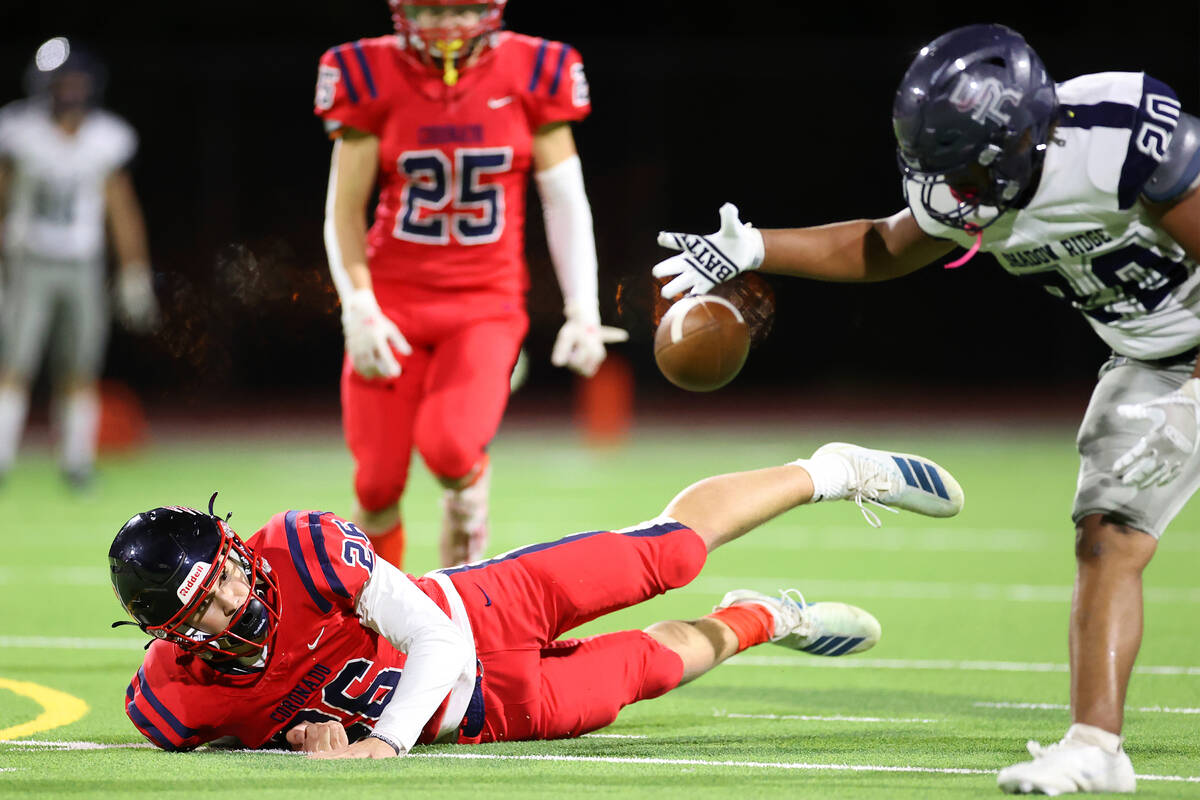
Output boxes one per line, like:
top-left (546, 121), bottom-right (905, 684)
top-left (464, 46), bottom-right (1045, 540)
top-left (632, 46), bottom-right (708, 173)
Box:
top-left (0, 677), bottom-right (89, 739)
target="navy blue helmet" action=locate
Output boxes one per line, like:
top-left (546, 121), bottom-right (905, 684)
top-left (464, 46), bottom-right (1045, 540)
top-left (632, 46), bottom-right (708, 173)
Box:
top-left (109, 495), bottom-right (279, 663)
top-left (893, 24), bottom-right (1059, 230)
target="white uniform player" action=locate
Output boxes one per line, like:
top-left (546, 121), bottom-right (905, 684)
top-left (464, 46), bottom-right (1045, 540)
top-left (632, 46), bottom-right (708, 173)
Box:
top-left (650, 24), bottom-right (1200, 796)
top-left (0, 38), bottom-right (158, 487)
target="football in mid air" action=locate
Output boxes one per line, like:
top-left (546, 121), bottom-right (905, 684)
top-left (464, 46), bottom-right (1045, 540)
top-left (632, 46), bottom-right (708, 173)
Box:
top-left (653, 295), bottom-right (750, 392)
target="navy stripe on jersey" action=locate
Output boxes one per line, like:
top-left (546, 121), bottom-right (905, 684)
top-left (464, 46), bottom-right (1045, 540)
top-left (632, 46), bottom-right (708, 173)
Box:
top-left (1118, 75), bottom-right (1181, 208)
top-left (285, 510), bottom-right (333, 613)
top-left (333, 48), bottom-right (361, 104)
top-left (308, 511), bottom-right (352, 599)
top-left (136, 667), bottom-right (199, 741)
top-left (528, 39), bottom-right (549, 92)
top-left (351, 41), bottom-right (378, 99)
top-left (439, 520), bottom-right (689, 575)
top-left (548, 44), bottom-right (571, 96)
top-left (1058, 101), bottom-right (1134, 131)
top-left (127, 701), bottom-right (176, 750)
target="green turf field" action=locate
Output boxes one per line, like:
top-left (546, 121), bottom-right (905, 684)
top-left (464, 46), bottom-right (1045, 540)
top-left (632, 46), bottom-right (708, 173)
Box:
top-left (1, 421), bottom-right (1197, 798)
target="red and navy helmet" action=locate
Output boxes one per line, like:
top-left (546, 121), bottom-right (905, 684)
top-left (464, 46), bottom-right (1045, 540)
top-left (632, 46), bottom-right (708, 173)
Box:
top-left (893, 24), bottom-right (1059, 231)
top-left (388, 0), bottom-right (507, 85)
top-left (109, 494), bottom-right (280, 665)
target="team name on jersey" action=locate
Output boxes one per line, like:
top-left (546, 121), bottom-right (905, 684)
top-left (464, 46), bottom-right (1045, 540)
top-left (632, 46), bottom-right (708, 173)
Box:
top-left (269, 663), bottom-right (333, 723)
top-left (417, 124), bottom-right (485, 145)
top-left (997, 227), bottom-right (1116, 268)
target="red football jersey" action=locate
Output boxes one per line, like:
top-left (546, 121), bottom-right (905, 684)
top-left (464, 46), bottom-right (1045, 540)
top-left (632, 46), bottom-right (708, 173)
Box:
top-left (314, 33), bottom-right (591, 295)
top-left (123, 511), bottom-right (466, 751)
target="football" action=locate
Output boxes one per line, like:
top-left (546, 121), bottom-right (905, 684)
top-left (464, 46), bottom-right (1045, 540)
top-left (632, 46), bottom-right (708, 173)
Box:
top-left (653, 295), bottom-right (750, 392)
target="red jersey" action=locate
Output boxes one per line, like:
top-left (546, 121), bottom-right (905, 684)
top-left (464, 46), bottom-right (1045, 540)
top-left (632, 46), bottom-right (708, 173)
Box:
top-left (314, 33), bottom-right (591, 295)
top-left (123, 511), bottom-right (477, 751)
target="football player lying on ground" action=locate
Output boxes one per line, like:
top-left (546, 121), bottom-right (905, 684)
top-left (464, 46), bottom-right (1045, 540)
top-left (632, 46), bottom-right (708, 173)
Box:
top-left (109, 441), bottom-right (963, 758)
top-left (651, 22), bottom-right (1200, 796)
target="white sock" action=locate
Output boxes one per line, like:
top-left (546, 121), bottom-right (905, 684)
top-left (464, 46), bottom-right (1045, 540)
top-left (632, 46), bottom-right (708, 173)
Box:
top-left (1065, 722), bottom-right (1123, 754)
top-left (0, 386), bottom-right (29, 470)
top-left (788, 452), bottom-right (854, 503)
top-left (60, 389), bottom-right (100, 474)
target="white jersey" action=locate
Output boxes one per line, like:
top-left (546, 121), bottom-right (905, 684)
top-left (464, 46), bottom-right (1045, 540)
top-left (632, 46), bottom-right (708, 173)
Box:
top-left (0, 99), bottom-right (137, 262)
top-left (909, 72), bottom-right (1200, 360)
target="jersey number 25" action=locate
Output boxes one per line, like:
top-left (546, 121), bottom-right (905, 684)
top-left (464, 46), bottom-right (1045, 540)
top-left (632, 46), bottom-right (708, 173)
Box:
top-left (394, 147), bottom-right (513, 246)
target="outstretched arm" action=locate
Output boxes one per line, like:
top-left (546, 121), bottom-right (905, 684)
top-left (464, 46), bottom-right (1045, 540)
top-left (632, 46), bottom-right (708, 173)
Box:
top-left (759, 208), bottom-right (954, 282)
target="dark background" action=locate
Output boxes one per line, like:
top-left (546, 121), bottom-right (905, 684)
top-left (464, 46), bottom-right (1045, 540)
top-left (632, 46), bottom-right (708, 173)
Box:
top-left (3, 1), bottom-right (1199, 416)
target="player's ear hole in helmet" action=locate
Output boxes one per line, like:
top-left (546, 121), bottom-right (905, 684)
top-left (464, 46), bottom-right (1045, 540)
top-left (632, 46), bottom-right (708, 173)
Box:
top-left (109, 493), bottom-right (280, 670)
top-left (389, 0), bottom-right (507, 86)
top-left (892, 23), bottom-right (1059, 231)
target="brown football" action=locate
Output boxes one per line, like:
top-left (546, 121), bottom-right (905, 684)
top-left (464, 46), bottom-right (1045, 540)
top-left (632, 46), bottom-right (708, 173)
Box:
top-left (654, 295), bottom-right (750, 392)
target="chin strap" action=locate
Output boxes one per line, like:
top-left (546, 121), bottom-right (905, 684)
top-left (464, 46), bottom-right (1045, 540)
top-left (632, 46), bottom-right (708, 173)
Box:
top-left (111, 620), bottom-right (155, 650)
top-left (208, 491), bottom-right (232, 523)
top-left (945, 224), bottom-right (983, 269)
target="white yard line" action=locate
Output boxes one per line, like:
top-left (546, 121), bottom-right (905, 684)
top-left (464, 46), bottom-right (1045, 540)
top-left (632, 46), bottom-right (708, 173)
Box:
top-left (977, 701), bottom-right (1200, 714)
top-left (4, 739), bottom-right (1197, 784)
top-left (713, 711), bottom-right (939, 723)
top-left (727, 654), bottom-right (1200, 676)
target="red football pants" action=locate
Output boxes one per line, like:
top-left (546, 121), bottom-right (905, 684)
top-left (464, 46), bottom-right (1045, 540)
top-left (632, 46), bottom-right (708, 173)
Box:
top-left (342, 285), bottom-right (527, 512)
top-left (442, 521), bottom-right (709, 742)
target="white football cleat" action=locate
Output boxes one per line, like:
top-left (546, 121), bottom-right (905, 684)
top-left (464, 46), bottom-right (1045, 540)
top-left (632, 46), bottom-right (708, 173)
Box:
top-left (997, 725), bottom-right (1136, 795)
top-left (440, 459), bottom-right (491, 567)
top-left (714, 589), bottom-right (881, 656)
top-left (798, 442), bottom-right (964, 527)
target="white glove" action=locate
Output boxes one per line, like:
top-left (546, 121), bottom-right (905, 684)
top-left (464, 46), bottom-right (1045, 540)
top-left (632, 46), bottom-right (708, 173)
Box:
top-left (1113, 377), bottom-right (1200, 488)
top-left (653, 203), bottom-right (765, 298)
top-left (550, 302), bottom-right (628, 378)
top-left (342, 287), bottom-right (411, 379)
top-left (115, 266), bottom-right (160, 333)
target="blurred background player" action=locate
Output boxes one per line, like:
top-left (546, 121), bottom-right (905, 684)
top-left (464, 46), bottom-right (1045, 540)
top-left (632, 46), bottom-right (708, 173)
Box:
top-left (0, 37), bottom-right (158, 489)
top-left (651, 23), bottom-right (1200, 795)
top-left (315, 0), bottom-right (626, 569)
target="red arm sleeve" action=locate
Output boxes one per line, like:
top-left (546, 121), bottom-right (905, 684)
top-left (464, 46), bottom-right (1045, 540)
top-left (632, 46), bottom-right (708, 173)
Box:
top-left (524, 40), bottom-right (591, 129)
top-left (124, 655), bottom-right (217, 751)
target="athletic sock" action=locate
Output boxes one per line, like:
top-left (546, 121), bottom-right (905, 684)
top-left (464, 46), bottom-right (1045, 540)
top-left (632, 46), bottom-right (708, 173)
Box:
top-left (0, 386), bottom-right (29, 470)
top-left (1065, 722), bottom-right (1123, 755)
top-left (707, 603), bottom-right (776, 652)
top-left (788, 452), bottom-right (854, 503)
top-left (369, 520), bottom-right (406, 570)
top-left (60, 388), bottom-right (100, 476)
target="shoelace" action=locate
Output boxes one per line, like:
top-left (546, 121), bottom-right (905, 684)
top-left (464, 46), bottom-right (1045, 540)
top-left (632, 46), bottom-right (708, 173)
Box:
top-left (845, 456), bottom-right (901, 528)
top-left (778, 588), bottom-right (809, 637)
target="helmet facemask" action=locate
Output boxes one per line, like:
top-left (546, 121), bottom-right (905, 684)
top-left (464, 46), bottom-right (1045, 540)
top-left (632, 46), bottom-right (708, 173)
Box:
top-left (389, 0), bottom-right (506, 86)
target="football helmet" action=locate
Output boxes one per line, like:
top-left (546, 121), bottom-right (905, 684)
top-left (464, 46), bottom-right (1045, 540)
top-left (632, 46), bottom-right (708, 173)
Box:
top-left (893, 24), bottom-right (1058, 231)
top-left (389, 0), bottom-right (506, 85)
top-left (109, 494), bottom-right (280, 665)
top-left (23, 37), bottom-right (108, 114)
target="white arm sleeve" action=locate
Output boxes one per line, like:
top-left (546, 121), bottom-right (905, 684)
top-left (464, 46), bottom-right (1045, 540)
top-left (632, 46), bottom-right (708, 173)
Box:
top-left (354, 559), bottom-right (476, 754)
top-left (535, 154), bottom-right (599, 318)
top-left (323, 138), bottom-right (356, 303)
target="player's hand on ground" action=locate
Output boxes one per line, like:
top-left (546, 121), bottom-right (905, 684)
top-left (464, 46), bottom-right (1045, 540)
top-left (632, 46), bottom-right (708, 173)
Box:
top-left (307, 734), bottom-right (401, 760)
top-left (1113, 377), bottom-right (1200, 488)
top-left (342, 286), bottom-right (412, 379)
top-left (653, 203), bottom-right (765, 298)
top-left (115, 266), bottom-right (160, 333)
top-left (551, 301), bottom-right (628, 378)
top-left (286, 720), bottom-right (349, 754)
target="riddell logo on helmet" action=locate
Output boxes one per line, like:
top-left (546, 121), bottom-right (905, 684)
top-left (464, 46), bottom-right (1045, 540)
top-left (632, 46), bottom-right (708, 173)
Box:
top-left (949, 73), bottom-right (1023, 125)
top-left (176, 562), bottom-right (212, 603)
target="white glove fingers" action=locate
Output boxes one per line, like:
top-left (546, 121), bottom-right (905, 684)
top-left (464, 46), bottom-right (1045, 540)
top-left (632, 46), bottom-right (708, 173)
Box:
top-left (657, 231), bottom-right (686, 251)
top-left (1111, 438), bottom-right (1147, 473)
top-left (661, 272), bottom-right (699, 299)
top-left (598, 325), bottom-right (629, 344)
top-left (717, 202), bottom-right (741, 233)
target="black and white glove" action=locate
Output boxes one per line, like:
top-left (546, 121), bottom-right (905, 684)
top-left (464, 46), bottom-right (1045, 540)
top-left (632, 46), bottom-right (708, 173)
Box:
top-left (652, 203), bottom-right (764, 298)
top-left (342, 287), bottom-right (411, 379)
top-left (1113, 377), bottom-right (1200, 488)
top-left (551, 301), bottom-right (628, 378)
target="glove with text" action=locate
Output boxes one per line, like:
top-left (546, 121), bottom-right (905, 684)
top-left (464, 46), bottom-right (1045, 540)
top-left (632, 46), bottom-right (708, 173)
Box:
top-left (652, 203), bottom-right (765, 298)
